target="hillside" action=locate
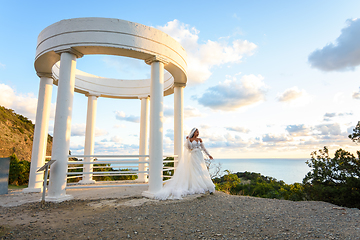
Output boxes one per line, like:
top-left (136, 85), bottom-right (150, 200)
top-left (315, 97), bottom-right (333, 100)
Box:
top-left (0, 106), bottom-right (52, 161)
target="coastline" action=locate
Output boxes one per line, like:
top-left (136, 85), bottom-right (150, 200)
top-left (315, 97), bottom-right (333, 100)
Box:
top-left (214, 158), bottom-right (310, 184)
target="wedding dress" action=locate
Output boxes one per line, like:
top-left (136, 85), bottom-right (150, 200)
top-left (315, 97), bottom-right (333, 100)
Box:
top-left (154, 138), bottom-right (215, 200)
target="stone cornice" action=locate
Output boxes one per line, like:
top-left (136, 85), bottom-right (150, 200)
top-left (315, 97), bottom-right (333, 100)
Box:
top-left (37, 72), bottom-right (53, 78)
top-left (138, 95), bottom-right (150, 99)
top-left (55, 47), bottom-right (84, 58)
top-left (174, 83), bottom-right (186, 88)
top-left (85, 92), bottom-right (101, 97)
top-left (145, 55), bottom-right (169, 65)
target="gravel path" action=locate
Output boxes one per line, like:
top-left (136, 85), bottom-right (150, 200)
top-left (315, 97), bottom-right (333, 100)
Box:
top-left (0, 191), bottom-right (359, 239)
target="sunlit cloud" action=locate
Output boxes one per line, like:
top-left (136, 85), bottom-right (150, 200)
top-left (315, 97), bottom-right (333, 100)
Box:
top-left (225, 126), bottom-right (250, 133)
top-left (314, 123), bottom-right (342, 136)
top-left (71, 123), bottom-right (108, 137)
top-left (196, 74), bottom-right (267, 111)
top-left (93, 141), bottom-right (139, 155)
top-left (277, 87), bottom-right (306, 102)
top-left (157, 20), bottom-right (257, 84)
top-left (0, 83), bottom-right (55, 122)
top-left (286, 124), bottom-right (311, 136)
top-left (308, 18), bottom-right (360, 71)
top-left (115, 111), bottom-right (139, 123)
top-left (110, 135), bottom-right (122, 143)
top-left (113, 124), bottom-right (126, 128)
top-left (262, 134), bottom-right (290, 143)
top-left (352, 87), bottom-right (360, 99)
top-left (163, 105), bottom-right (174, 118)
top-left (184, 106), bottom-right (205, 118)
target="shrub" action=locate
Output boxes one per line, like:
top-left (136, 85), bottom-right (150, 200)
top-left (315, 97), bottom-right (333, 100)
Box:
top-left (215, 171), bottom-right (305, 201)
top-left (8, 153), bottom-right (30, 186)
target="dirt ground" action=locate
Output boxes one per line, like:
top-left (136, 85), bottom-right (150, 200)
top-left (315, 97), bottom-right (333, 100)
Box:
top-left (0, 191), bottom-right (359, 239)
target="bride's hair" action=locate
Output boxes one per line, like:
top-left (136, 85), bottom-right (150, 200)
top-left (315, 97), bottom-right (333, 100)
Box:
top-left (188, 128), bottom-right (198, 138)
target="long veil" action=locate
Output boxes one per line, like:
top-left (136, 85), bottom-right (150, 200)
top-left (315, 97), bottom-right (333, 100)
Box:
top-left (154, 139), bottom-right (192, 199)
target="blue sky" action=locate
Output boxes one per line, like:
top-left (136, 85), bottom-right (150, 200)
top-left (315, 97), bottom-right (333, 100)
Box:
top-left (1, 0), bottom-right (360, 158)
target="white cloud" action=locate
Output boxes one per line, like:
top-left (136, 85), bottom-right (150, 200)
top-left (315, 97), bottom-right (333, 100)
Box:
top-left (113, 124), bottom-right (126, 128)
top-left (0, 83), bottom-right (51, 122)
top-left (165, 129), bottom-right (174, 141)
top-left (95, 128), bottom-right (109, 137)
top-left (308, 18), bottom-right (360, 71)
top-left (71, 123), bottom-right (108, 137)
top-left (110, 135), bottom-right (122, 143)
top-left (101, 56), bottom-right (150, 79)
top-left (323, 112), bottom-right (353, 121)
top-left (157, 20), bottom-right (257, 84)
top-left (0, 62), bottom-right (5, 68)
top-left (197, 74), bottom-right (267, 111)
top-left (161, 105), bottom-right (204, 120)
top-left (262, 134), bottom-right (289, 143)
top-left (163, 105), bottom-right (174, 118)
top-left (277, 87), bottom-right (306, 102)
top-left (352, 87), bottom-right (360, 99)
top-left (115, 111), bottom-right (139, 123)
top-left (314, 123), bottom-right (342, 136)
top-left (94, 141), bottom-right (139, 155)
top-left (286, 124), bottom-right (311, 136)
top-left (184, 106), bottom-right (205, 118)
top-left (225, 126), bottom-right (250, 133)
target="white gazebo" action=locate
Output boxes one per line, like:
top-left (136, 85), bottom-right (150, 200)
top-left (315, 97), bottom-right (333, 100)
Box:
top-left (23, 18), bottom-right (187, 202)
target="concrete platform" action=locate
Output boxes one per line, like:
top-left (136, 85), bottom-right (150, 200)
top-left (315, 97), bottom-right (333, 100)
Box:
top-left (0, 185), bottom-right (148, 207)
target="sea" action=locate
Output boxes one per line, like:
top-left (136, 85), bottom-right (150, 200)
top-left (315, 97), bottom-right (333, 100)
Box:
top-left (213, 158), bottom-right (311, 184)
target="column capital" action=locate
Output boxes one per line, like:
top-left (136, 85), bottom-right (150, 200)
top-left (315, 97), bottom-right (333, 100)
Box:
top-left (37, 72), bottom-right (53, 78)
top-left (86, 92), bottom-right (101, 97)
top-left (55, 47), bottom-right (84, 58)
top-left (174, 83), bottom-right (186, 88)
top-left (145, 55), bottom-right (169, 65)
top-left (138, 95), bottom-right (150, 100)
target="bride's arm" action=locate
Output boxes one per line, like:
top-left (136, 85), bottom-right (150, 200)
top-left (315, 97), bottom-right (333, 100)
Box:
top-left (200, 139), bottom-right (213, 159)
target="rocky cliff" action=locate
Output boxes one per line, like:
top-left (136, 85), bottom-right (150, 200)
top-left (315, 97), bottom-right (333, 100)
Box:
top-left (0, 106), bottom-right (52, 161)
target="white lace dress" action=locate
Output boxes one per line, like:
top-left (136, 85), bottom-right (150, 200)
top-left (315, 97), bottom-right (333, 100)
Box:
top-left (154, 139), bottom-right (215, 200)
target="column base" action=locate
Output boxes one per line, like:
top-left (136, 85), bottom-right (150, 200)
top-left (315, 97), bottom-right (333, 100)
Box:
top-left (22, 187), bottom-right (42, 193)
top-left (134, 179), bottom-right (148, 183)
top-left (78, 180), bottom-right (96, 185)
top-left (142, 191), bottom-right (157, 199)
top-left (45, 194), bottom-right (73, 203)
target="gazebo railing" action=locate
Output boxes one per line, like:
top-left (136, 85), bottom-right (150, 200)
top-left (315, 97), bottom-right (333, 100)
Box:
top-left (64, 154), bottom-right (178, 189)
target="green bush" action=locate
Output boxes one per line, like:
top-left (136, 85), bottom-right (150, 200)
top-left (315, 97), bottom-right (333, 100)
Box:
top-left (8, 153), bottom-right (30, 186)
top-left (214, 171), bottom-right (305, 201)
top-left (163, 157), bottom-right (174, 180)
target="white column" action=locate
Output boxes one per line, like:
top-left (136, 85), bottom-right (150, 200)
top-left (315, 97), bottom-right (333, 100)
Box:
top-left (23, 74), bottom-right (53, 193)
top-left (137, 96), bottom-right (149, 183)
top-left (143, 56), bottom-right (168, 197)
top-left (174, 83), bottom-right (185, 170)
top-left (47, 49), bottom-right (82, 202)
top-left (79, 93), bottom-right (99, 184)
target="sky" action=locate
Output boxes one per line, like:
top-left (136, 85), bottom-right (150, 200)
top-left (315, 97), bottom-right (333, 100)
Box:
top-left (1, 0), bottom-right (360, 159)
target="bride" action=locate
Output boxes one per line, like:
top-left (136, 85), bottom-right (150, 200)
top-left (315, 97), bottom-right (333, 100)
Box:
top-left (155, 127), bottom-right (215, 200)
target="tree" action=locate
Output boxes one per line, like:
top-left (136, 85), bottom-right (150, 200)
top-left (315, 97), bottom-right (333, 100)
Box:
top-left (303, 147), bottom-right (360, 208)
top-left (348, 121), bottom-right (360, 143)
